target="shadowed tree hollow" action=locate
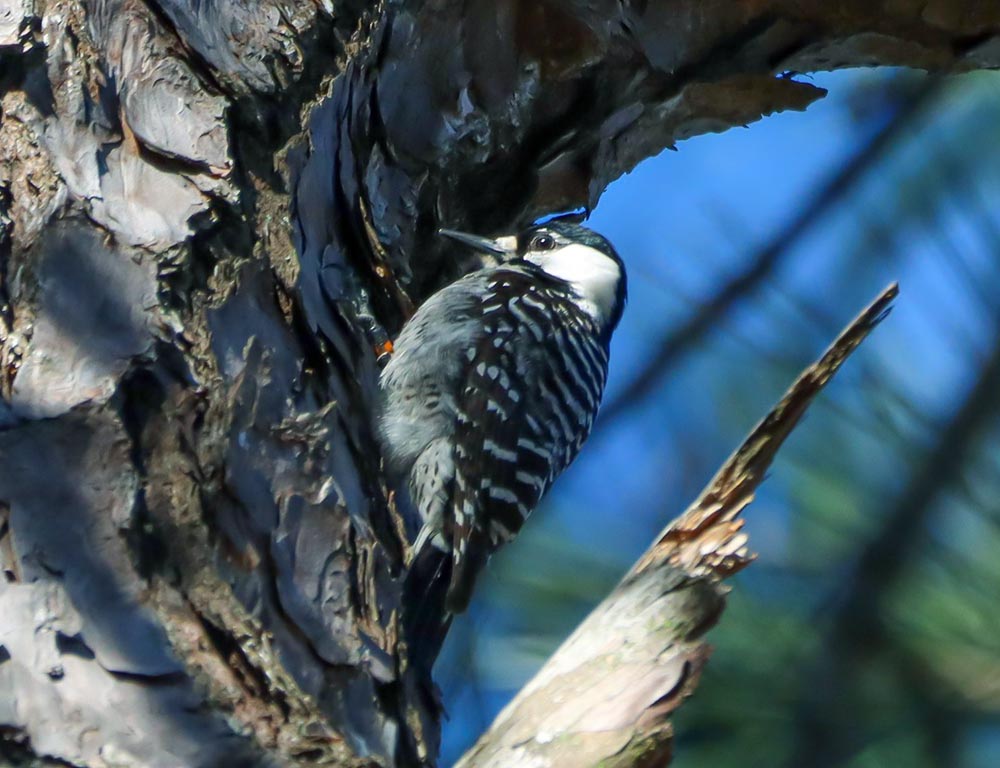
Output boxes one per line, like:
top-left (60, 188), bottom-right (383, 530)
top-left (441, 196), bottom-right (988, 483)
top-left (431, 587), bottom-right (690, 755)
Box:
top-left (0, 2), bottom-right (997, 766)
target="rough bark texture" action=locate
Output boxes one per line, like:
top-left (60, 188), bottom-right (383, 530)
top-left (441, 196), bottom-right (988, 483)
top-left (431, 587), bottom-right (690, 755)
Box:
top-left (0, 1), bottom-right (996, 766)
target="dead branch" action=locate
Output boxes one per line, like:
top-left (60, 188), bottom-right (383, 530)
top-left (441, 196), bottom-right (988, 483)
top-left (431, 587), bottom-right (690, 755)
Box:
top-left (457, 284), bottom-right (899, 768)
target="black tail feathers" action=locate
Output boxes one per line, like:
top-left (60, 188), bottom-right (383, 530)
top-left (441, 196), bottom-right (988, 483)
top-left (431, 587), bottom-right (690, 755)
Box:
top-left (403, 542), bottom-right (454, 669)
top-left (442, 530), bottom-right (490, 615)
top-left (403, 528), bottom-right (490, 669)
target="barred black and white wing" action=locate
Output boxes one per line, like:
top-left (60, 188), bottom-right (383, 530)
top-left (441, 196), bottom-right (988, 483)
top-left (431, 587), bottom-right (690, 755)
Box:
top-left (445, 269), bottom-right (610, 612)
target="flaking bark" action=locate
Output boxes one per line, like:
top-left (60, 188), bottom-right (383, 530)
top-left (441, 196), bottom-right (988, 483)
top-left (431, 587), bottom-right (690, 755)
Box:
top-left (0, 0), bottom-right (997, 764)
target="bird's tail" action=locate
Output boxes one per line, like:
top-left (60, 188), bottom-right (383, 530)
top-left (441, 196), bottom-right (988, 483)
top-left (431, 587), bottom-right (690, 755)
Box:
top-left (403, 532), bottom-right (454, 669)
top-left (443, 525), bottom-right (490, 615)
top-left (403, 519), bottom-right (491, 665)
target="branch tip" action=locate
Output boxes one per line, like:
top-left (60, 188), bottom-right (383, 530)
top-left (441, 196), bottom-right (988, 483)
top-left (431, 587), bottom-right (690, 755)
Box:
top-left (636, 282), bottom-right (899, 581)
top-left (458, 285), bottom-right (898, 768)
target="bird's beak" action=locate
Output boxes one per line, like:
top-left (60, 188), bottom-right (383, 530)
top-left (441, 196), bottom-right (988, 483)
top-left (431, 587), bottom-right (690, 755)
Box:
top-left (438, 228), bottom-right (518, 256)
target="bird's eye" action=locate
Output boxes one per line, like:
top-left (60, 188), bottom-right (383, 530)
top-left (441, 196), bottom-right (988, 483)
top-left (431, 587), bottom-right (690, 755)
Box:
top-left (530, 234), bottom-right (555, 251)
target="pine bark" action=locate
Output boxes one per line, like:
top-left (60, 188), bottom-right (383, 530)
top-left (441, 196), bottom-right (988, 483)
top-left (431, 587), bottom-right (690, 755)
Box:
top-left (0, 2), bottom-right (997, 767)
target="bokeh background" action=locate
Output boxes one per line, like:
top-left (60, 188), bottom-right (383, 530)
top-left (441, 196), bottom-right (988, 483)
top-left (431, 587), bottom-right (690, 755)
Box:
top-left (438, 68), bottom-right (1000, 767)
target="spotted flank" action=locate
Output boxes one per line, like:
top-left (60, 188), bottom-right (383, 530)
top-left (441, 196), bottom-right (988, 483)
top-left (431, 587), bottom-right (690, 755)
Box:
top-left (443, 272), bottom-right (609, 612)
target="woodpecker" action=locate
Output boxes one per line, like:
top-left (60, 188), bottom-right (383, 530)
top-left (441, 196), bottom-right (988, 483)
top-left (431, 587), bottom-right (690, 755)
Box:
top-left (377, 221), bottom-right (626, 651)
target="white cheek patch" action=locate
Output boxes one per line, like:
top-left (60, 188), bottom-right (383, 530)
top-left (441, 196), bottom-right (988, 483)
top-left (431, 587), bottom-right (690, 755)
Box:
top-left (528, 244), bottom-right (622, 325)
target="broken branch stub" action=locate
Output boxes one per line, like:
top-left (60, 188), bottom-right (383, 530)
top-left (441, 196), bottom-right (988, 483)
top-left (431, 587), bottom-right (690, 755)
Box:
top-left (457, 283), bottom-right (900, 768)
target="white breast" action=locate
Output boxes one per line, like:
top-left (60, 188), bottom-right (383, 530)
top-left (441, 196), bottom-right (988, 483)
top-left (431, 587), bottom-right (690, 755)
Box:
top-left (528, 244), bottom-right (622, 327)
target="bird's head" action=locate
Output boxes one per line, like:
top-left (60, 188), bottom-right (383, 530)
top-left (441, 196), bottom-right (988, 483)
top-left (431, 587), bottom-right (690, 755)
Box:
top-left (439, 221), bottom-right (627, 332)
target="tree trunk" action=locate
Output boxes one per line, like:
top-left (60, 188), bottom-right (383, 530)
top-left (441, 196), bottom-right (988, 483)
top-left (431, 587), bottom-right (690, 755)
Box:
top-left (0, 2), bottom-right (996, 767)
